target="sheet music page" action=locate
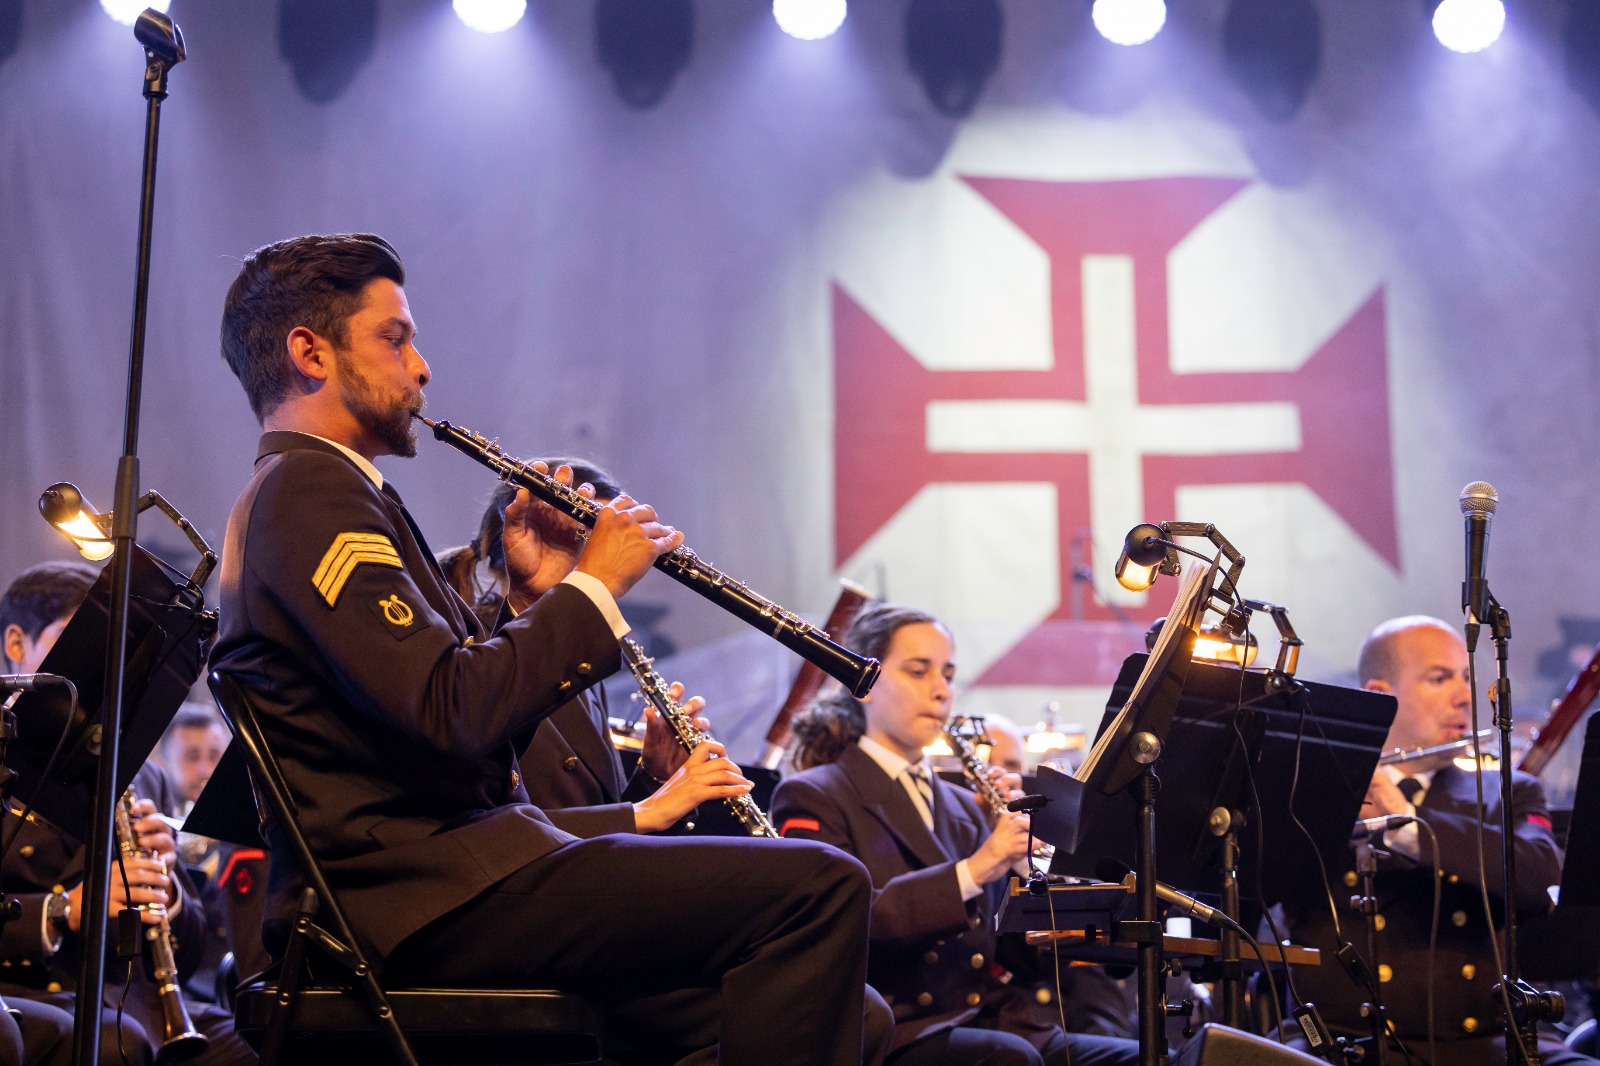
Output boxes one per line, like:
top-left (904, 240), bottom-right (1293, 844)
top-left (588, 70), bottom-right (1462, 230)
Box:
top-left (1075, 558), bottom-right (1218, 783)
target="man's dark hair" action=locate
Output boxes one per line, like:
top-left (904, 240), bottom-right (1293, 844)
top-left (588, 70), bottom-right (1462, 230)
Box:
top-left (162, 701), bottom-right (227, 756)
top-left (0, 560), bottom-right (101, 653)
top-left (220, 233), bottom-right (405, 421)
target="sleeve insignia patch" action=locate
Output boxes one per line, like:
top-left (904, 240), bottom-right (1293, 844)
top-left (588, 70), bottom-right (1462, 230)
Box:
top-left (378, 594), bottom-right (415, 627)
top-left (313, 532), bottom-right (403, 607)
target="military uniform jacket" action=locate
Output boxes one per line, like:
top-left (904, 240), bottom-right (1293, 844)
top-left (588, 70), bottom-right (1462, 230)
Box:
top-left (518, 693), bottom-right (656, 838)
top-left (1286, 765), bottom-right (1563, 1046)
top-left (771, 745), bottom-right (1053, 1053)
top-left (0, 763), bottom-right (207, 1016)
top-left (210, 432), bottom-right (621, 963)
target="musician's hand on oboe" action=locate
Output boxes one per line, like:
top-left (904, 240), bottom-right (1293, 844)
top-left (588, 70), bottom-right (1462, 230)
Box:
top-left (985, 766), bottom-right (1025, 805)
top-left (65, 856), bottom-right (171, 932)
top-left (640, 686), bottom-right (710, 780)
top-left (968, 811), bottom-right (1032, 886)
top-left (632, 741), bottom-right (753, 834)
top-left (126, 796), bottom-right (184, 910)
top-left (577, 493), bottom-right (683, 600)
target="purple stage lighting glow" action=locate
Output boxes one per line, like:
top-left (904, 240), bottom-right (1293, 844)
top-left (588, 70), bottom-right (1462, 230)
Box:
top-left (454, 0), bottom-right (528, 34)
top-left (1091, 0), bottom-right (1167, 47)
top-left (773, 0), bottom-right (847, 41)
top-left (102, 0), bottom-right (169, 28)
top-left (1432, 0), bottom-right (1505, 54)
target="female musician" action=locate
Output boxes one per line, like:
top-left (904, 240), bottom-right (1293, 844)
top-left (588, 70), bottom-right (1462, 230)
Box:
top-left (770, 603), bottom-right (1138, 1066)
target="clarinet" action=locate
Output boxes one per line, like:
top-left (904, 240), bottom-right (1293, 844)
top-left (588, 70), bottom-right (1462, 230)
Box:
top-left (420, 416), bottom-right (879, 698)
top-left (113, 790), bottom-right (207, 1061)
top-left (944, 716), bottom-right (1054, 863)
top-left (621, 638), bottom-right (780, 838)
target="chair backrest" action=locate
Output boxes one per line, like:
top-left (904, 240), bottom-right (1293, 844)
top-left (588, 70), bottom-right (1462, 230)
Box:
top-left (206, 670), bottom-right (365, 961)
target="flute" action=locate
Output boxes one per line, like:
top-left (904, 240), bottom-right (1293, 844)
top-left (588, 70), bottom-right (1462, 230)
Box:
top-left (420, 416), bottom-right (879, 698)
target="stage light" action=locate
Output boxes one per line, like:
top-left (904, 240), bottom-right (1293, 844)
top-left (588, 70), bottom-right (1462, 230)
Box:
top-left (1432, 0), bottom-right (1505, 53)
top-left (101, 0), bottom-right (169, 28)
top-left (774, 0), bottom-right (846, 40)
top-left (39, 484), bottom-right (114, 562)
top-left (454, 0), bottom-right (526, 34)
top-left (923, 735), bottom-right (954, 758)
top-left (1091, 0), bottom-right (1167, 46)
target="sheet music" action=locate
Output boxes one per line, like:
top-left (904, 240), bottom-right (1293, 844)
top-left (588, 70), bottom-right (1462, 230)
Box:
top-left (1075, 557), bottom-right (1219, 784)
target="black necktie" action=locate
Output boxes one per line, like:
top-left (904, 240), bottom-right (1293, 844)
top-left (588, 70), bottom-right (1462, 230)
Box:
top-left (1397, 776), bottom-right (1424, 807)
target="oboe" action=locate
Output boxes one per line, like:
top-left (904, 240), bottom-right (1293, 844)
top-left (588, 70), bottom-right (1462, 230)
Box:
top-left (621, 638), bottom-right (779, 838)
top-left (113, 790), bottom-right (207, 1061)
top-left (420, 416), bottom-right (880, 698)
top-left (944, 716), bottom-right (1054, 863)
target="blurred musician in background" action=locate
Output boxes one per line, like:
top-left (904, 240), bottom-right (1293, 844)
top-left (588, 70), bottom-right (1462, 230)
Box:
top-left (772, 602), bottom-right (1138, 1066)
top-left (441, 465), bottom-right (898, 1064)
top-left (1284, 615), bottom-right (1591, 1065)
top-left (1, 562), bottom-right (253, 1065)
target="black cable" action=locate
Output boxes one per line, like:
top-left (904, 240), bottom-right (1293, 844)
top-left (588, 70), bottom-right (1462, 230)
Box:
top-left (1415, 816), bottom-right (1442, 1066)
top-left (1464, 651), bottom-right (1534, 1065)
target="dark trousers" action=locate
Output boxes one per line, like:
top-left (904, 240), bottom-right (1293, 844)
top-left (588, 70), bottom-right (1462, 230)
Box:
top-left (1, 991), bottom-right (253, 1066)
top-left (385, 834), bottom-right (870, 1066)
top-left (888, 1028), bottom-right (1138, 1066)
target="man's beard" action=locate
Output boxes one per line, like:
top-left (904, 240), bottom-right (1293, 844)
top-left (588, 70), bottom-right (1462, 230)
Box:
top-left (339, 357), bottom-right (422, 457)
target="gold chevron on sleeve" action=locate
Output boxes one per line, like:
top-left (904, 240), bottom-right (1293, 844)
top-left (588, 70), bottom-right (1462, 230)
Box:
top-left (313, 532), bottom-right (403, 607)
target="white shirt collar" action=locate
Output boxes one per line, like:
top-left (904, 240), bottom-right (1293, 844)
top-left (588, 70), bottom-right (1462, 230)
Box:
top-left (307, 433), bottom-right (383, 489)
top-left (857, 734), bottom-right (929, 783)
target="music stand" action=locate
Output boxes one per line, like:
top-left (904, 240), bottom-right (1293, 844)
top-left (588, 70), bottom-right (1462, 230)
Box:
top-left (1520, 713), bottom-right (1600, 981)
top-left (6, 546), bottom-right (207, 841)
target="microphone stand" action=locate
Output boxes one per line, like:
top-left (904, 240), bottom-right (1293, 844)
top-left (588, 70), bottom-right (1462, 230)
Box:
top-left (72, 13), bottom-right (185, 1066)
top-left (1481, 589), bottom-right (1563, 1066)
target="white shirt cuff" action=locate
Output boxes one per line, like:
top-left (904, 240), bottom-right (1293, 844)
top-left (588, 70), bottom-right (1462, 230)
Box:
top-left (956, 859), bottom-right (983, 902)
top-left (560, 572), bottom-right (631, 639)
top-left (1384, 809), bottom-right (1421, 861)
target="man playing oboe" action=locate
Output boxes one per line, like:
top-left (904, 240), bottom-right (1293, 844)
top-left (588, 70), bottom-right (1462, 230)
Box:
top-left (210, 232), bottom-right (873, 1064)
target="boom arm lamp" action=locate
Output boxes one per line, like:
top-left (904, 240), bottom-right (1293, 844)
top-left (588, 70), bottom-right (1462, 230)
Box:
top-left (39, 482), bottom-right (217, 606)
top-left (1113, 521), bottom-right (1304, 680)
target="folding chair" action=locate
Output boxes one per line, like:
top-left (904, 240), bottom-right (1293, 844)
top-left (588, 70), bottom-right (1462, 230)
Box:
top-left (208, 670), bottom-right (605, 1065)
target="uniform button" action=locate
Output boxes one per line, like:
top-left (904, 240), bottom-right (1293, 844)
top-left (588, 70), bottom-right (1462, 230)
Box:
top-left (970, 953), bottom-right (985, 970)
top-left (1343, 871), bottom-right (1358, 888)
top-left (965, 992), bottom-right (982, 1007)
top-left (46, 982), bottom-right (61, 993)
top-left (1451, 910), bottom-right (1468, 927)
top-left (1447, 874), bottom-right (1460, 885)
top-left (923, 951), bottom-right (940, 965)
top-left (1035, 987), bottom-right (1053, 1005)
top-left (50, 884), bottom-right (64, 895)
top-left (1461, 964), bottom-right (1476, 980)
top-left (19, 845), bottom-right (33, 858)
top-left (1462, 1017), bottom-right (1479, 1034)
top-left (577, 662), bottom-right (592, 676)
top-left (19, 959), bottom-right (29, 968)
top-left (558, 680), bottom-right (572, 692)
top-left (463, 636), bottom-right (475, 646)
top-left (563, 757), bottom-right (580, 771)
top-left (1373, 915), bottom-right (1386, 931)
top-left (970, 916), bottom-right (983, 929)
top-left (1377, 965), bottom-right (1392, 984)
top-left (916, 993), bottom-right (933, 1008)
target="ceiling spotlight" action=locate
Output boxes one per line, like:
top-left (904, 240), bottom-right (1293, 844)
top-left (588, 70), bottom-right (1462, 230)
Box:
top-left (774, 0), bottom-right (847, 40)
top-left (102, 0), bottom-right (170, 28)
top-left (1092, 0), bottom-right (1167, 46)
top-left (1432, 0), bottom-right (1505, 53)
top-left (454, 0), bottom-right (527, 34)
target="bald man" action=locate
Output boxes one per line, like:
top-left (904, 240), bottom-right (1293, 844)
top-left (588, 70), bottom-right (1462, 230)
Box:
top-left (1284, 616), bottom-right (1589, 1065)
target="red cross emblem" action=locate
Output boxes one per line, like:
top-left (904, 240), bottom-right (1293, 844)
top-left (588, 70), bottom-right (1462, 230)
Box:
top-left (832, 176), bottom-right (1396, 687)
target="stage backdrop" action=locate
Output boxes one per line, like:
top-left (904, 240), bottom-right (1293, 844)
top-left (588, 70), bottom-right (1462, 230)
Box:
top-left (3, 0), bottom-right (1599, 800)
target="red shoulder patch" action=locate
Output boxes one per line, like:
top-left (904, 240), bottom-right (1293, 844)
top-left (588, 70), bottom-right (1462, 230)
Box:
top-left (780, 818), bottom-right (821, 836)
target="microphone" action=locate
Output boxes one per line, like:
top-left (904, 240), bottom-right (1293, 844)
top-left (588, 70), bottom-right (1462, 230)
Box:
top-left (1095, 859), bottom-right (1222, 925)
top-left (1351, 813), bottom-right (1415, 840)
top-left (1460, 481), bottom-right (1497, 630)
top-left (0, 673), bottom-right (68, 692)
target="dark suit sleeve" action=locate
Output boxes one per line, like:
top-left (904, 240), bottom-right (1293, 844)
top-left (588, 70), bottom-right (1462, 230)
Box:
top-left (1408, 771), bottom-right (1562, 915)
top-left (240, 451), bottom-right (618, 761)
top-left (543, 804), bottom-right (638, 837)
top-left (0, 894), bottom-right (53, 964)
top-left (771, 774), bottom-right (972, 948)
